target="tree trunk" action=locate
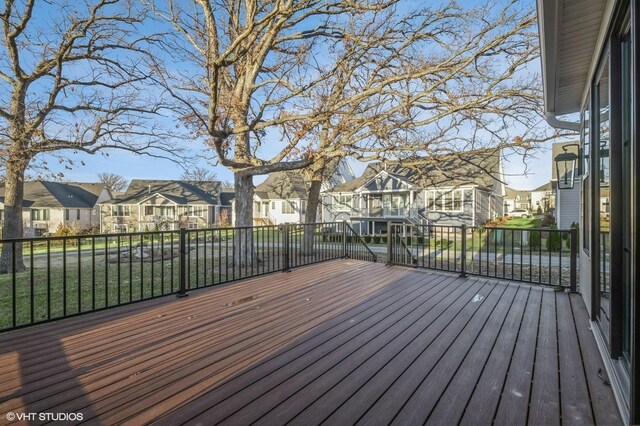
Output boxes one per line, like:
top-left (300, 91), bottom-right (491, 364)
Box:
top-left (0, 158), bottom-right (28, 274)
top-left (302, 179), bottom-right (323, 256)
top-left (232, 172), bottom-right (257, 268)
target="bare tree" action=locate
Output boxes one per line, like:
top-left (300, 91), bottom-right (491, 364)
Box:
top-left (0, 0), bottom-right (178, 272)
top-left (295, 1), bottom-right (563, 254)
top-left (98, 173), bottom-right (129, 193)
top-left (149, 0), bottom-right (394, 266)
top-left (180, 166), bottom-right (217, 181)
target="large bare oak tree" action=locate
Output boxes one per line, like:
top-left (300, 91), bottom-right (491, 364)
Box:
top-left (150, 0), bottom-right (396, 266)
top-left (0, 0), bottom-right (177, 272)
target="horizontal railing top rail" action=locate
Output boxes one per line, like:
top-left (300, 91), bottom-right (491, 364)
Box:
top-left (0, 221), bottom-right (352, 244)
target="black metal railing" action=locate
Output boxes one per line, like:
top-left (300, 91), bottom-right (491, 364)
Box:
top-left (0, 221), bottom-right (373, 331)
top-left (386, 222), bottom-right (578, 289)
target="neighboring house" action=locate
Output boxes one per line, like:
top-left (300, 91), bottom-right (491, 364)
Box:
top-left (323, 149), bottom-right (505, 234)
top-left (552, 142), bottom-right (581, 228)
top-left (252, 160), bottom-right (355, 225)
top-left (100, 180), bottom-right (222, 232)
top-left (504, 186), bottom-right (532, 212)
top-left (0, 181), bottom-right (110, 237)
top-left (530, 181), bottom-right (556, 214)
top-left (538, 0), bottom-right (639, 419)
top-left (253, 171), bottom-right (307, 225)
top-left (504, 182), bottom-right (555, 216)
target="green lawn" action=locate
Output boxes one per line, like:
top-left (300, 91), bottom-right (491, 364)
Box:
top-left (498, 217), bottom-right (542, 228)
top-left (0, 234), bottom-right (348, 330)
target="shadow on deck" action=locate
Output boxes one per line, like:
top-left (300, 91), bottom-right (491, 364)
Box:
top-left (0, 260), bottom-right (621, 425)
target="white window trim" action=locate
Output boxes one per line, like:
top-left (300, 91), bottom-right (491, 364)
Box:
top-left (282, 200), bottom-right (298, 214)
top-left (425, 189), bottom-right (464, 212)
top-left (111, 205), bottom-right (131, 217)
top-left (334, 194), bottom-right (353, 212)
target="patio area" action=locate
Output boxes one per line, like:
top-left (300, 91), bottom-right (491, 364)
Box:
top-left (0, 260), bottom-right (621, 425)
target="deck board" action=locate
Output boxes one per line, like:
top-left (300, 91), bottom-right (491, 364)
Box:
top-left (0, 260), bottom-right (622, 426)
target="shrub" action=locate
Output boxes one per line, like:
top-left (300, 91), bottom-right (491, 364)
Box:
top-left (363, 235), bottom-right (372, 244)
top-left (546, 227), bottom-right (562, 252)
top-left (537, 205), bottom-right (543, 214)
top-left (379, 235), bottom-right (387, 244)
top-left (217, 208), bottom-right (231, 227)
top-left (372, 236), bottom-right (380, 244)
top-left (529, 231), bottom-right (542, 250)
top-left (53, 223), bottom-right (83, 238)
top-left (541, 213), bottom-right (555, 227)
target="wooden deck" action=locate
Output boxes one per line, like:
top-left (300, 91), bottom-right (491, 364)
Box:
top-left (0, 260), bottom-right (621, 425)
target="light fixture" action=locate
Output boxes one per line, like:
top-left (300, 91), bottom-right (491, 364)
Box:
top-left (555, 144), bottom-right (580, 189)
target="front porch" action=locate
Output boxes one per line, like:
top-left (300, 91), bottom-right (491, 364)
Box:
top-left (0, 260), bottom-right (620, 425)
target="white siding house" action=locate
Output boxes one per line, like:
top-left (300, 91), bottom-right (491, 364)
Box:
top-left (0, 181), bottom-right (110, 237)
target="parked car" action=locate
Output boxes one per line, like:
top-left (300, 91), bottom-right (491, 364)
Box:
top-left (508, 208), bottom-right (532, 218)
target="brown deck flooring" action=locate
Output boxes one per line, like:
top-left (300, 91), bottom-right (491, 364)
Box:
top-left (0, 260), bottom-right (622, 425)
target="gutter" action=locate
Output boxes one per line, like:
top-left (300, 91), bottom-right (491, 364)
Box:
top-left (545, 112), bottom-right (581, 132)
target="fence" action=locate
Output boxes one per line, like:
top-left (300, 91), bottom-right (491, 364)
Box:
top-left (387, 223), bottom-right (578, 289)
top-left (0, 221), bottom-right (375, 331)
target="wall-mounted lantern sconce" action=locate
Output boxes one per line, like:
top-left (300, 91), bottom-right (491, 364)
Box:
top-left (555, 144), bottom-right (580, 189)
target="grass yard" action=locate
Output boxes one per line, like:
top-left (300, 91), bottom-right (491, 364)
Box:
top-left (0, 234), bottom-right (346, 330)
top-left (499, 217), bottom-right (542, 228)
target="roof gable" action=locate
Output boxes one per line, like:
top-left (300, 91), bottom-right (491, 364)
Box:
top-left (0, 181), bottom-right (106, 208)
top-left (330, 149), bottom-right (503, 192)
top-left (107, 180), bottom-right (220, 205)
top-left (255, 171), bottom-right (308, 199)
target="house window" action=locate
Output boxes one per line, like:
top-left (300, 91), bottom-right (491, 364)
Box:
top-left (282, 201), bottom-right (297, 214)
top-left (31, 209), bottom-right (50, 221)
top-left (184, 206), bottom-right (204, 217)
top-left (144, 205), bottom-right (154, 216)
top-left (334, 194), bottom-right (352, 211)
top-left (0, 209), bottom-right (3, 221)
top-left (111, 205), bottom-right (130, 217)
top-left (434, 192), bottom-right (443, 211)
top-left (272, 202), bottom-right (276, 209)
top-left (427, 190), bottom-right (463, 212)
top-left (453, 191), bottom-right (463, 210)
top-left (66, 209), bottom-right (80, 220)
top-left (188, 222), bottom-right (198, 229)
top-left (34, 228), bottom-right (46, 237)
top-left (114, 224), bottom-right (128, 233)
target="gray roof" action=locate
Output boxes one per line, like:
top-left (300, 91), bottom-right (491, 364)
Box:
top-left (254, 171), bottom-right (308, 200)
top-left (220, 188), bottom-right (235, 206)
top-left (505, 186), bottom-right (530, 200)
top-left (0, 181), bottom-right (106, 208)
top-left (532, 181), bottom-right (555, 192)
top-left (331, 149), bottom-right (502, 192)
top-left (105, 180), bottom-right (220, 205)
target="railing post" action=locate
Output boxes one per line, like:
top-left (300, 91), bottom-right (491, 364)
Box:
top-left (283, 223), bottom-right (291, 272)
top-left (386, 221), bottom-right (393, 266)
top-left (570, 227), bottom-right (578, 292)
top-left (176, 227), bottom-right (188, 298)
top-left (342, 220), bottom-right (349, 258)
top-left (460, 225), bottom-right (467, 278)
